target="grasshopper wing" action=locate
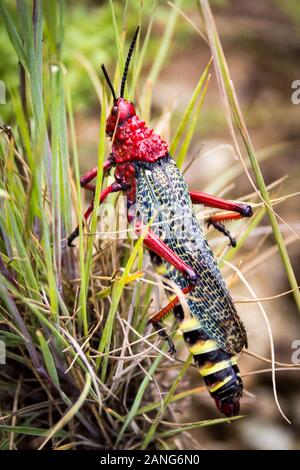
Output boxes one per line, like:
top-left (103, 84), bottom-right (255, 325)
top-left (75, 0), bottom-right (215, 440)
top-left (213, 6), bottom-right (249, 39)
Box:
top-left (135, 156), bottom-right (247, 355)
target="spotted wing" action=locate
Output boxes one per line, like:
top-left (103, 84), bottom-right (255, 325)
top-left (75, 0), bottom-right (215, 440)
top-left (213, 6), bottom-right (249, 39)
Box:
top-left (134, 155), bottom-right (247, 354)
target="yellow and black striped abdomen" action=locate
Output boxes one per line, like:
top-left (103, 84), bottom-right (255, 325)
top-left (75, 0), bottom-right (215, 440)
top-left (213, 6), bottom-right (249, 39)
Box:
top-left (174, 305), bottom-right (243, 416)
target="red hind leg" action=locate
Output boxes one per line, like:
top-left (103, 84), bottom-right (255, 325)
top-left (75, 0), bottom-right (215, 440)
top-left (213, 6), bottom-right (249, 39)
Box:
top-left (135, 222), bottom-right (198, 283)
top-left (134, 222), bottom-right (199, 354)
top-left (148, 286), bottom-right (194, 355)
top-left (149, 285), bottom-right (194, 324)
top-left (133, 220), bottom-right (199, 353)
top-left (189, 191), bottom-right (252, 215)
top-left (189, 191), bottom-right (253, 246)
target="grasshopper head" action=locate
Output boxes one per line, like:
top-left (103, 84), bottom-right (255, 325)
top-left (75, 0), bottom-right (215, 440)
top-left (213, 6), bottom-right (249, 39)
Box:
top-left (105, 98), bottom-right (136, 137)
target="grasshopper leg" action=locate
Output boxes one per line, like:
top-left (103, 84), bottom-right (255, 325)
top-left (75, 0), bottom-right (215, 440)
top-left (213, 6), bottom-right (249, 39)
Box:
top-left (207, 219), bottom-right (237, 247)
top-left (189, 191), bottom-right (253, 246)
top-left (68, 181), bottom-right (122, 246)
top-left (79, 154), bottom-right (115, 192)
top-left (134, 228), bottom-right (198, 355)
top-left (148, 285), bottom-right (194, 356)
top-left (150, 320), bottom-right (176, 355)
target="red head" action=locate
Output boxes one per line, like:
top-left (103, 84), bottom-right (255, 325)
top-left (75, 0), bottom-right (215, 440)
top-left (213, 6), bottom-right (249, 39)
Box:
top-left (106, 98), bottom-right (136, 137)
top-left (101, 26), bottom-right (140, 138)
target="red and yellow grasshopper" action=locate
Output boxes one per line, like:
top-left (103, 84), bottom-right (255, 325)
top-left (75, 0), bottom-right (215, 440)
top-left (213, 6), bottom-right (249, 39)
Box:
top-left (68, 27), bottom-right (253, 417)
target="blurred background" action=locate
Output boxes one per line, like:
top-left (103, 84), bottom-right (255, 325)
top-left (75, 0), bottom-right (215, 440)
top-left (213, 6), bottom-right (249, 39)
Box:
top-left (1, 0), bottom-right (300, 450)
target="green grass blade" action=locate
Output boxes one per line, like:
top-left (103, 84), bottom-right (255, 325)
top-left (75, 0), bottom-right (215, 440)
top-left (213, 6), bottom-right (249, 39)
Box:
top-left (96, 229), bottom-right (146, 382)
top-left (58, 66), bottom-right (72, 234)
top-left (109, 0), bottom-right (125, 96)
top-left (65, 71), bottom-right (88, 334)
top-left (36, 329), bottom-right (60, 389)
top-left (0, 425), bottom-right (65, 438)
top-left (141, 354), bottom-right (193, 449)
top-left (84, 88), bottom-right (106, 294)
top-left (147, 0), bottom-right (182, 84)
top-left (0, 276), bottom-right (40, 369)
top-left (176, 73), bottom-right (210, 169)
top-left (130, 1), bottom-right (157, 98)
top-left (38, 373), bottom-right (92, 450)
top-left (0, 1), bottom-right (27, 71)
top-left (170, 58), bottom-right (211, 156)
top-left (158, 415), bottom-right (245, 439)
top-left (116, 343), bottom-right (168, 446)
top-left (141, 0), bottom-right (181, 115)
top-left (136, 385), bottom-right (206, 416)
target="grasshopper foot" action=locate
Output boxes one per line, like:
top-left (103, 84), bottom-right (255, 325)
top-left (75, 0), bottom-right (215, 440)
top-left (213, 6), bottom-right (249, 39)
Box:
top-left (208, 219), bottom-right (237, 247)
top-left (67, 226), bottom-right (79, 247)
top-left (150, 320), bottom-right (176, 356)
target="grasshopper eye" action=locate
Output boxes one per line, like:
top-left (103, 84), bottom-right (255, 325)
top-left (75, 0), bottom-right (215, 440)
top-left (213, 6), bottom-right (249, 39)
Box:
top-left (112, 105), bottom-right (118, 116)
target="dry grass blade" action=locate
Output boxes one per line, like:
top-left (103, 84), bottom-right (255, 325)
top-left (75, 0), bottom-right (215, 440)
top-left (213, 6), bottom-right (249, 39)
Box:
top-left (224, 261), bottom-right (291, 424)
top-left (38, 373), bottom-right (92, 450)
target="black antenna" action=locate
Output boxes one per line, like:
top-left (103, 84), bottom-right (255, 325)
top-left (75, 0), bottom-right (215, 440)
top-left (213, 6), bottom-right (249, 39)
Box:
top-left (101, 64), bottom-right (117, 102)
top-left (120, 26), bottom-right (140, 98)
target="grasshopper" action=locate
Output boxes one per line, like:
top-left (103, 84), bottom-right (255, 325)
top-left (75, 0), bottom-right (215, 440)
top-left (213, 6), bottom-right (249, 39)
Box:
top-left (68, 27), bottom-right (253, 416)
